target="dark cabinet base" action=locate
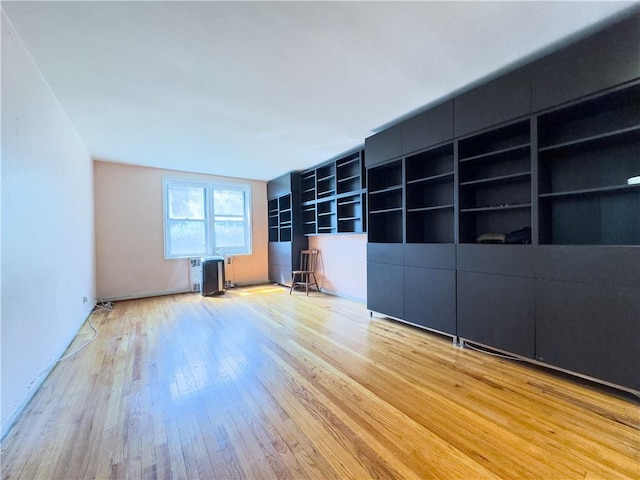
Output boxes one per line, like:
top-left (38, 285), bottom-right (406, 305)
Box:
top-left (536, 279), bottom-right (640, 391)
top-left (367, 262), bottom-right (404, 320)
top-left (268, 241), bottom-right (302, 286)
top-left (268, 263), bottom-right (292, 286)
top-left (368, 247), bottom-right (640, 392)
top-left (404, 266), bottom-right (456, 335)
top-left (457, 271), bottom-right (535, 359)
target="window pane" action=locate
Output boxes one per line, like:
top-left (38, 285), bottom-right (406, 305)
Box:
top-left (164, 178), bottom-right (251, 258)
top-left (214, 219), bottom-right (245, 247)
top-left (169, 186), bottom-right (205, 219)
top-left (169, 220), bottom-right (206, 255)
top-left (213, 189), bottom-right (245, 216)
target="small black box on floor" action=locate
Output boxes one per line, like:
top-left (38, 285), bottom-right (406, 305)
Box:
top-left (202, 256), bottom-right (225, 296)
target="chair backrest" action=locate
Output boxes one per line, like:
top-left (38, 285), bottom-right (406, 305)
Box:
top-left (299, 249), bottom-right (318, 272)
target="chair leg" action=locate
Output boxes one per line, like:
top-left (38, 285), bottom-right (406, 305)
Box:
top-left (289, 272), bottom-right (320, 295)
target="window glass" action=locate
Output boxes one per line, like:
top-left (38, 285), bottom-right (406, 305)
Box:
top-left (168, 186), bottom-right (205, 219)
top-left (214, 219), bottom-right (245, 247)
top-left (213, 189), bottom-right (245, 216)
top-left (163, 178), bottom-right (251, 258)
top-left (168, 220), bottom-right (206, 255)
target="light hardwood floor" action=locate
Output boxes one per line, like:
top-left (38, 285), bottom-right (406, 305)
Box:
top-left (2, 285), bottom-right (639, 479)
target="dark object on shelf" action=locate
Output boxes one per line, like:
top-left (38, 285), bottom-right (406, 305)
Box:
top-left (477, 233), bottom-right (506, 244)
top-left (202, 256), bottom-right (225, 296)
top-left (505, 226), bottom-right (532, 244)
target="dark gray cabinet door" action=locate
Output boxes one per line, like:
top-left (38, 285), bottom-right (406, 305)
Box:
top-left (367, 242), bottom-right (404, 265)
top-left (532, 13), bottom-right (640, 112)
top-left (404, 244), bottom-right (455, 270)
top-left (268, 242), bottom-right (287, 266)
top-left (367, 262), bottom-right (404, 319)
top-left (457, 271), bottom-right (535, 358)
top-left (268, 239), bottom-right (304, 285)
top-left (454, 66), bottom-right (532, 137)
top-left (268, 263), bottom-right (279, 284)
top-left (267, 173), bottom-right (292, 199)
top-left (534, 246), bottom-right (640, 288)
top-left (402, 100), bottom-right (454, 155)
top-left (457, 245), bottom-right (534, 278)
top-left (404, 266), bottom-right (456, 335)
top-left (536, 279), bottom-right (640, 391)
top-left (364, 124), bottom-right (402, 167)
top-left (269, 263), bottom-right (291, 285)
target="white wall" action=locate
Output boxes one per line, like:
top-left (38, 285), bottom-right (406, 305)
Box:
top-left (1, 12), bottom-right (96, 437)
top-left (94, 161), bottom-right (269, 300)
top-left (309, 234), bottom-right (367, 302)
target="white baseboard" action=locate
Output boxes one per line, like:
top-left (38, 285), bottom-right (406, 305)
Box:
top-left (305, 286), bottom-right (366, 305)
top-left (1, 361), bottom-right (55, 440)
top-left (1, 305), bottom-right (96, 441)
top-left (98, 288), bottom-right (192, 303)
top-left (231, 279), bottom-right (272, 288)
top-left (99, 280), bottom-right (279, 302)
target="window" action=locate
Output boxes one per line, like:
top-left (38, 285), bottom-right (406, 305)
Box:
top-left (163, 178), bottom-right (252, 258)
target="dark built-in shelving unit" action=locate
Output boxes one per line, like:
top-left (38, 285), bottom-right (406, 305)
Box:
top-left (301, 170), bottom-right (316, 203)
top-left (537, 82), bottom-right (640, 246)
top-left (316, 163), bottom-right (336, 199)
top-left (299, 149), bottom-right (367, 236)
top-left (363, 11), bottom-right (640, 393)
top-left (406, 143), bottom-right (455, 244)
top-left (267, 173), bottom-right (306, 286)
top-left (458, 119), bottom-right (532, 243)
top-left (267, 150), bottom-right (366, 283)
top-left (268, 194), bottom-right (294, 242)
top-left (367, 159), bottom-right (403, 243)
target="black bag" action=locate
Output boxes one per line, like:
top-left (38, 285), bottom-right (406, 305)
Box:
top-left (505, 226), bottom-right (531, 244)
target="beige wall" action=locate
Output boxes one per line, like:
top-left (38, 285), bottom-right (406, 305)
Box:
top-left (1, 12), bottom-right (96, 435)
top-left (309, 234), bottom-right (367, 302)
top-left (94, 161), bottom-right (268, 300)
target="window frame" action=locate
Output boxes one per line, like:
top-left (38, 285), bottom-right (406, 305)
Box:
top-left (163, 177), bottom-right (252, 259)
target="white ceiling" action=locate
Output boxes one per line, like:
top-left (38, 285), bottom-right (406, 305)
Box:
top-left (2, 1), bottom-right (638, 181)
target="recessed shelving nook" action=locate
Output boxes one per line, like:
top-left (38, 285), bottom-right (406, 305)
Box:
top-left (337, 153), bottom-right (363, 194)
top-left (301, 170), bottom-right (316, 203)
top-left (537, 82), bottom-right (640, 245)
top-left (301, 204), bottom-right (317, 235)
top-left (405, 143), bottom-right (455, 243)
top-left (458, 120), bottom-right (532, 244)
top-left (268, 198), bottom-right (279, 242)
top-left (317, 199), bottom-right (337, 234)
top-left (278, 195), bottom-right (292, 242)
top-left (367, 159), bottom-right (403, 243)
top-left (316, 163), bottom-right (336, 199)
top-left (299, 149), bottom-right (366, 235)
top-left (267, 193), bottom-right (294, 242)
top-left (337, 194), bottom-right (365, 233)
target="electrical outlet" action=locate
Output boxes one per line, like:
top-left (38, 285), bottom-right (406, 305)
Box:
top-left (83, 296), bottom-right (88, 304)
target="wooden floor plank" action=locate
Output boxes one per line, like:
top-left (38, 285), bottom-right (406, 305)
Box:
top-left (2, 285), bottom-right (639, 479)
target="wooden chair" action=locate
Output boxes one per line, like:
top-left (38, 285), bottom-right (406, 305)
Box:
top-left (290, 249), bottom-right (320, 295)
